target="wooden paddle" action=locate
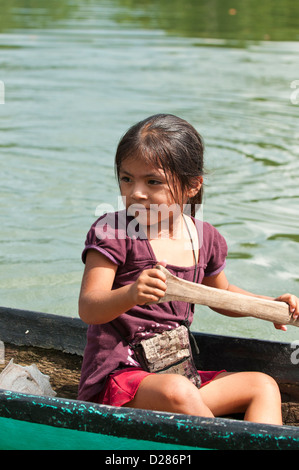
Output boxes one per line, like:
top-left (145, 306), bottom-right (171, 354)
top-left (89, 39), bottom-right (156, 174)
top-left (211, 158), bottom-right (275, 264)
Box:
top-left (156, 265), bottom-right (299, 328)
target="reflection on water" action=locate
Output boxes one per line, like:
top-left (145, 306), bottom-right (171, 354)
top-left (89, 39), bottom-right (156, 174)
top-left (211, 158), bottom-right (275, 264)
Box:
top-left (0, 0), bottom-right (299, 342)
top-left (114, 0), bottom-right (299, 42)
top-left (1, 0), bottom-right (299, 42)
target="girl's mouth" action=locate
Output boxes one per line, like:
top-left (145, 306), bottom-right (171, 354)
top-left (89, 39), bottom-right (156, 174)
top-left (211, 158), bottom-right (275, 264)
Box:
top-left (127, 204), bottom-right (150, 216)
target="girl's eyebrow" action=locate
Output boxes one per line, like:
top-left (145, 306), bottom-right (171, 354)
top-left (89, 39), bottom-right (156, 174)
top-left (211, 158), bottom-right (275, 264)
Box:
top-left (119, 169), bottom-right (164, 179)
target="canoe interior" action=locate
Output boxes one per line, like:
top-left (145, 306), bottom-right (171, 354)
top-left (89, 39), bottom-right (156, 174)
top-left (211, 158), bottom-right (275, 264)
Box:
top-left (1, 343), bottom-right (81, 400)
top-left (0, 306), bottom-right (298, 427)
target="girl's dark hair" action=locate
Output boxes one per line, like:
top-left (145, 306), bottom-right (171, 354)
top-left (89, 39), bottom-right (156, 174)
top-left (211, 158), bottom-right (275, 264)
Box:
top-left (115, 114), bottom-right (205, 216)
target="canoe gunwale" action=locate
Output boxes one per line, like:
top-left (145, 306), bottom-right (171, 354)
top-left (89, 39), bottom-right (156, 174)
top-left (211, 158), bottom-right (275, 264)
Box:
top-left (1, 306), bottom-right (299, 449)
top-left (1, 306), bottom-right (298, 380)
top-left (0, 388), bottom-right (298, 450)
top-left (1, 306), bottom-right (299, 400)
top-left (0, 306), bottom-right (86, 355)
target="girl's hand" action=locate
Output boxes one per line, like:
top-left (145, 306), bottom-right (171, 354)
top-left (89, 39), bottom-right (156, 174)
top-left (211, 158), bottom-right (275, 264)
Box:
top-left (274, 293), bottom-right (299, 330)
top-left (129, 262), bottom-right (167, 305)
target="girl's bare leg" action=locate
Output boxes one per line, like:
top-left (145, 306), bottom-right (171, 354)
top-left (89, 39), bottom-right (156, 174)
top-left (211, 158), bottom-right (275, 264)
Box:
top-left (125, 371), bottom-right (282, 425)
top-left (200, 371), bottom-right (282, 425)
top-left (124, 373), bottom-right (214, 417)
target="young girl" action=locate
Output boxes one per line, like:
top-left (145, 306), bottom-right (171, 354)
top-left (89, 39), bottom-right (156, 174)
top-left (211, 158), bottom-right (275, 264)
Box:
top-left (78, 114), bottom-right (299, 425)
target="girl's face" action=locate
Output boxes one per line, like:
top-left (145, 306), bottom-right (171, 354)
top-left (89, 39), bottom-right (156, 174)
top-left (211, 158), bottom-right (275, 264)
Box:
top-left (118, 156), bottom-right (201, 231)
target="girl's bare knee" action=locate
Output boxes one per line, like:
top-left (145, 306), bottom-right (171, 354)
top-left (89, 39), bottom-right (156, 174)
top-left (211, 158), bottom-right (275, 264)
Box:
top-left (253, 372), bottom-right (280, 390)
top-left (159, 374), bottom-right (209, 415)
top-left (128, 373), bottom-right (213, 417)
top-left (249, 372), bottom-right (281, 403)
top-left (243, 372), bottom-right (282, 424)
top-left (162, 375), bottom-right (192, 402)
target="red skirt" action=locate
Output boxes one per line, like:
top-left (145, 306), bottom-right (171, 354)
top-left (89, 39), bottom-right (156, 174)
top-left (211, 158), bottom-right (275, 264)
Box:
top-left (94, 368), bottom-right (225, 407)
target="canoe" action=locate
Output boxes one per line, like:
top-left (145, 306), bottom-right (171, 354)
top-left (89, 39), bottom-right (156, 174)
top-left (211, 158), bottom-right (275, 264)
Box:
top-left (0, 306), bottom-right (298, 451)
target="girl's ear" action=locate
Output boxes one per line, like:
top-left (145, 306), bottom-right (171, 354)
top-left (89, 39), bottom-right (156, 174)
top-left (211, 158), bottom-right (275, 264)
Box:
top-left (187, 177), bottom-right (203, 198)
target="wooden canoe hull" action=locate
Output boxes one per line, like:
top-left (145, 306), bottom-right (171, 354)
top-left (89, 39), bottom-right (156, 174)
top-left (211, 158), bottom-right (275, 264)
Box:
top-left (0, 389), bottom-right (298, 451)
top-left (0, 306), bottom-right (298, 450)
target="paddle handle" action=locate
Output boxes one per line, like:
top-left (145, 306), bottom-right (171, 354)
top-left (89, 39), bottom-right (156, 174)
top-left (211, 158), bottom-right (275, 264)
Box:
top-left (156, 265), bottom-right (299, 328)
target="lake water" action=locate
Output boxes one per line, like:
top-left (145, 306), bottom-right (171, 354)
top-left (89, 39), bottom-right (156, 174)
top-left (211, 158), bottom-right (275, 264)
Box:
top-left (0, 0), bottom-right (299, 343)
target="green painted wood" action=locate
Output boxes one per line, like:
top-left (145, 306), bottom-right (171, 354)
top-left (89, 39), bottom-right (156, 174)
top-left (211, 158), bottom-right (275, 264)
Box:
top-left (0, 390), bottom-right (298, 450)
top-left (0, 306), bottom-right (299, 450)
top-left (0, 416), bottom-right (203, 451)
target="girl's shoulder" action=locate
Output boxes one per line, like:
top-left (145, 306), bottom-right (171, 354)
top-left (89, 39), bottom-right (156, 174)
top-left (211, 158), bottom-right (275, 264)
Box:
top-left (93, 210), bottom-right (130, 240)
top-left (82, 211), bottom-right (152, 266)
top-left (192, 218), bottom-right (228, 275)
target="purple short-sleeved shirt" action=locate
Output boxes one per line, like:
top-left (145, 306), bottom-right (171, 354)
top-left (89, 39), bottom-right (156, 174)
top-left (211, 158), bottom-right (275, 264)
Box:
top-left (78, 211), bottom-right (227, 402)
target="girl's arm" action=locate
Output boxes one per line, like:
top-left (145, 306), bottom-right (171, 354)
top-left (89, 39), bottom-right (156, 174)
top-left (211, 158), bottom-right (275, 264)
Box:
top-left (202, 270), bottom-right (299, 329)
top-left (79, 250), bottom-right (167, 325)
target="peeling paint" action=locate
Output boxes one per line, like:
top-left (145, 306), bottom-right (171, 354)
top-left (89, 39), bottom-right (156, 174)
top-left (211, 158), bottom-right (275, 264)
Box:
top-left (0, 389), bottom-right (298, 450)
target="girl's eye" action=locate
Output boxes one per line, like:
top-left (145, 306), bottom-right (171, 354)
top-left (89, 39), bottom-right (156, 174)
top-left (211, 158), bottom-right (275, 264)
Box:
top-left (148, 179), bottom-right (161, 185)
top-left (120, 176), bottom-right (131, 183)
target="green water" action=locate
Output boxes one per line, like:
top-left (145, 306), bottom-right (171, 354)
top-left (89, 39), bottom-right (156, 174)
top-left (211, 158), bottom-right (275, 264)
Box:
top-left (1, 0), bottom-right (299, 346)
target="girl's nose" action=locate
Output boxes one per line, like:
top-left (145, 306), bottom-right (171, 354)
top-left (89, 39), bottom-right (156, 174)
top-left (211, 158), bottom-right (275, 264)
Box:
top-left (131, 185), bottom-right (148, 200)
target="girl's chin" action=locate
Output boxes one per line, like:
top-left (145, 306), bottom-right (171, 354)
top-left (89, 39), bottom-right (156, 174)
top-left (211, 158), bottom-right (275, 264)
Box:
top-left (126, 205), bottom-right (182, 230)
top-left (135, 214), bottom-right (152, 227)
top-left (127, 205), bottom-right (151, 220)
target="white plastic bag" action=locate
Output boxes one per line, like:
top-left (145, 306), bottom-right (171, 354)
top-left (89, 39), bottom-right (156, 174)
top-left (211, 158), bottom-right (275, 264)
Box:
top-left (0, 359), bottom-right (56, 397)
